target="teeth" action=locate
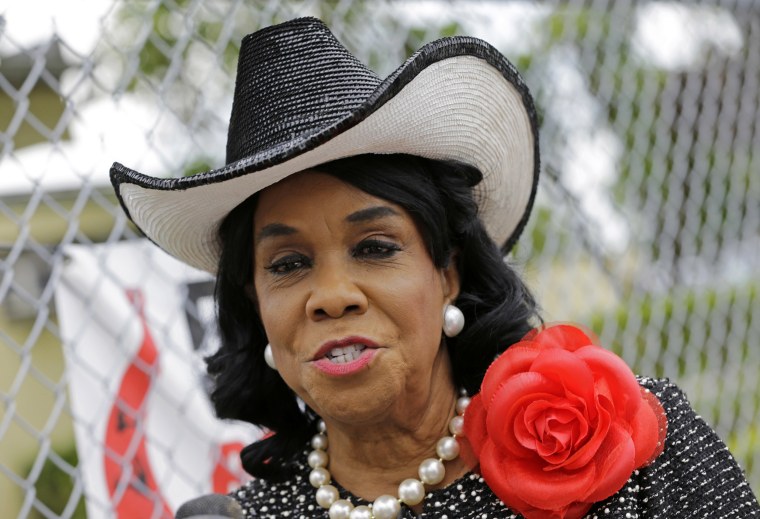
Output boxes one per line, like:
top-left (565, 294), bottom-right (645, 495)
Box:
top-left (327, 344), bottom-right (367, 364)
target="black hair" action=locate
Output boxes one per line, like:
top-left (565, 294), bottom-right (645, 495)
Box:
top-left (206, 153), bottom-right (540, 481)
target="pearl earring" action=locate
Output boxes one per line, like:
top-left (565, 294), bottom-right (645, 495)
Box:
top-left (442, 304), bottom-right (465, 337)
top-left (264, 343), bottom-right (277, 370)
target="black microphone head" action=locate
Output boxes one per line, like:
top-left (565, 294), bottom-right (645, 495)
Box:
top-left (174, 494), bottom-right (244, 519)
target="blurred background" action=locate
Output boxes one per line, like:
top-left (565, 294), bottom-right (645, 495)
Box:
top-left (1, 0), bottom-right (758, 517)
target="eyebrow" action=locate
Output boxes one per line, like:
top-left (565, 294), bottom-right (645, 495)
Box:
top-left (255, 222), bottom-right (297, 244)
top-left (255, 205), bottom-right (401, 244)
top-left (345, 205), bottom-right (401, 223)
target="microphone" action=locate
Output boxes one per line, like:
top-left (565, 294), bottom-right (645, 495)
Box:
top-left (174, 494), bottom-right (244, 519)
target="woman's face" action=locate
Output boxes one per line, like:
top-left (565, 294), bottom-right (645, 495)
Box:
top-left (252, 171), bottom-right (460, 427)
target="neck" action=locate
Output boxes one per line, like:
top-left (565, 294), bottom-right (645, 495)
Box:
top-left (323, 385), bottom-right (469, 505)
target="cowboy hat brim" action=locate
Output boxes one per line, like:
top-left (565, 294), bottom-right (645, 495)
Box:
top-left (110, 36), bottom-right (539, 274)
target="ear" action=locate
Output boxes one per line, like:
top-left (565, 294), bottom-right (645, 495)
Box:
top-left (440, 252), bottom-right (461, 304)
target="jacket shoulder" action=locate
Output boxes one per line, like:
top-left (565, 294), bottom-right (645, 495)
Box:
top-left (633, 376), bottom-right (760, 517)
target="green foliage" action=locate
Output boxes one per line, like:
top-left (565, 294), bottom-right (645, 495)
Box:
top-left (118, 0), bottom-right (243, 92)
top-left (512, 207), bottom-right (560, 258)
top-left (404, 22), bottom-right (461, 56)
top-left (590, 282), bottom-right (756, 378)
top-left (183, 158), bottom-right (215, 177)
top-left (27, 444), bottom-right (87, 518)
top-left (590, 281), bottom-right (760, 487)
top-left (515, 54), bottom-right (533, 73)
top-left (528, 207), bottom-right (552, 256)
top-left (546, 7), bottom-right (603, 43)
top-left (727, 424), bottom-right (760, 492)
top-left (541, 3), bottom-right (635, 55)
top-left (527, 4), bottom-right (756, 284)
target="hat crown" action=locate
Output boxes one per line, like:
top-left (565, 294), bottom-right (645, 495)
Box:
top-left (226, 18), bottom-right (381, 164)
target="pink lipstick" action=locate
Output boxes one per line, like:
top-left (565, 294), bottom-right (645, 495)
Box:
top-left (312, 336), bottom-right (379, 376)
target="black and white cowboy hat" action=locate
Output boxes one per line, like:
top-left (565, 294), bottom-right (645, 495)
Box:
top-left (110, 17), bottom-right (540, 274)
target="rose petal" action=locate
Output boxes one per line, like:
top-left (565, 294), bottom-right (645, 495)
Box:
top-left (478, 442), bottom-right (539, 517)
top-left (529, 323), bottom-right (598, 352)
top-left (504, 397), bottom-right (565, 459)
top-left (502, 456), bottom-right (596, 510)
top-left (521, 327), bottom-right (541, 342)
top-left (487, 372), bottom-right (563, 456)
top-left (482, 345), bottom-right (541, 404)
top-left (583, 421), bottom-right (636, 502)
top-left (470, 324), bottom-right (664, 519)
top-left (575, 346), bottom-right (642, 420)
top-left (524, 402), bottom-right (588, 465)
top-left (463, 393), bottom-right (488, 458)
top-left (530, 348), bottom-right (596, 404)
top-left (480, 441), bottom-right (594, 519)
top-left (514, 406), bottom-right (539, 450)
top-left (457, 435), bottom-right (481, 473)
top-left (562, 501), bottom-right (594, 519)
top-left (556, 398), bottom-right (611, 471)
top-left (630, 387), bottom-right (667, 467)
top-left (644, 387), bottom-right (668, 464)
top-left (525, 403), bottom-right (579, 442)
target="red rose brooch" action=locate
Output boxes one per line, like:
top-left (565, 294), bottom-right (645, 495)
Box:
top-left (463, 323), bottom-right (667, 519)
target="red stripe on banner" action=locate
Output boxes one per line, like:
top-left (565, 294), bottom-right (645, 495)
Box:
top-left (104, 289), bottom-right (173, 519)
top-left (212, 442), bottom-right (247, 494)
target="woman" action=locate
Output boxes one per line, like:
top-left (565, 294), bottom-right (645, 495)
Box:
top-left (111, 18), bottom-right (758, 519)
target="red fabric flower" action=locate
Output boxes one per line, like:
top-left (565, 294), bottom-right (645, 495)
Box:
top-left (463, 323), bottom-right (667, 519)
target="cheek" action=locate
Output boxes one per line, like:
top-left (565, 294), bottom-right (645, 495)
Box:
top-left (383, 269), bottom-right (445, 348)
top-left (254, 282), bottom-right (301, 351)
top-left (257, 294), bottom-right (307, 390)
top-left (409, 288), bottom-right (443, 330)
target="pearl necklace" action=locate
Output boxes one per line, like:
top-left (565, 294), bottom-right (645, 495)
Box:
top-left (307, 394), bottom-right (471, 519)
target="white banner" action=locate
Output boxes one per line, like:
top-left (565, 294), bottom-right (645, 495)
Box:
top-left (56, 240), bottom-right (259, 518)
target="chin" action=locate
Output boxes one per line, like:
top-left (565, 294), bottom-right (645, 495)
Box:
top-left (307, 382), bottom-right (400, 425)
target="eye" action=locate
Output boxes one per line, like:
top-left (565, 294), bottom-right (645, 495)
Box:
top-left (265, 253), bottom-right (311, 274)
top-left (353, 239), bottom-right (400, 259)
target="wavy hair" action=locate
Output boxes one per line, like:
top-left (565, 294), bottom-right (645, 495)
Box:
top-left (206, 153), bottom-right (540, 480)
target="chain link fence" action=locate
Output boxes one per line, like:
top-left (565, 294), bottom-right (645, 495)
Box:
top-left (1, 0), bottom-right (758, 517)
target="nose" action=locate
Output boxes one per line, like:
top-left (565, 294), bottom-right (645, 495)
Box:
top-left (305, 259), bottom-right (368, 320)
